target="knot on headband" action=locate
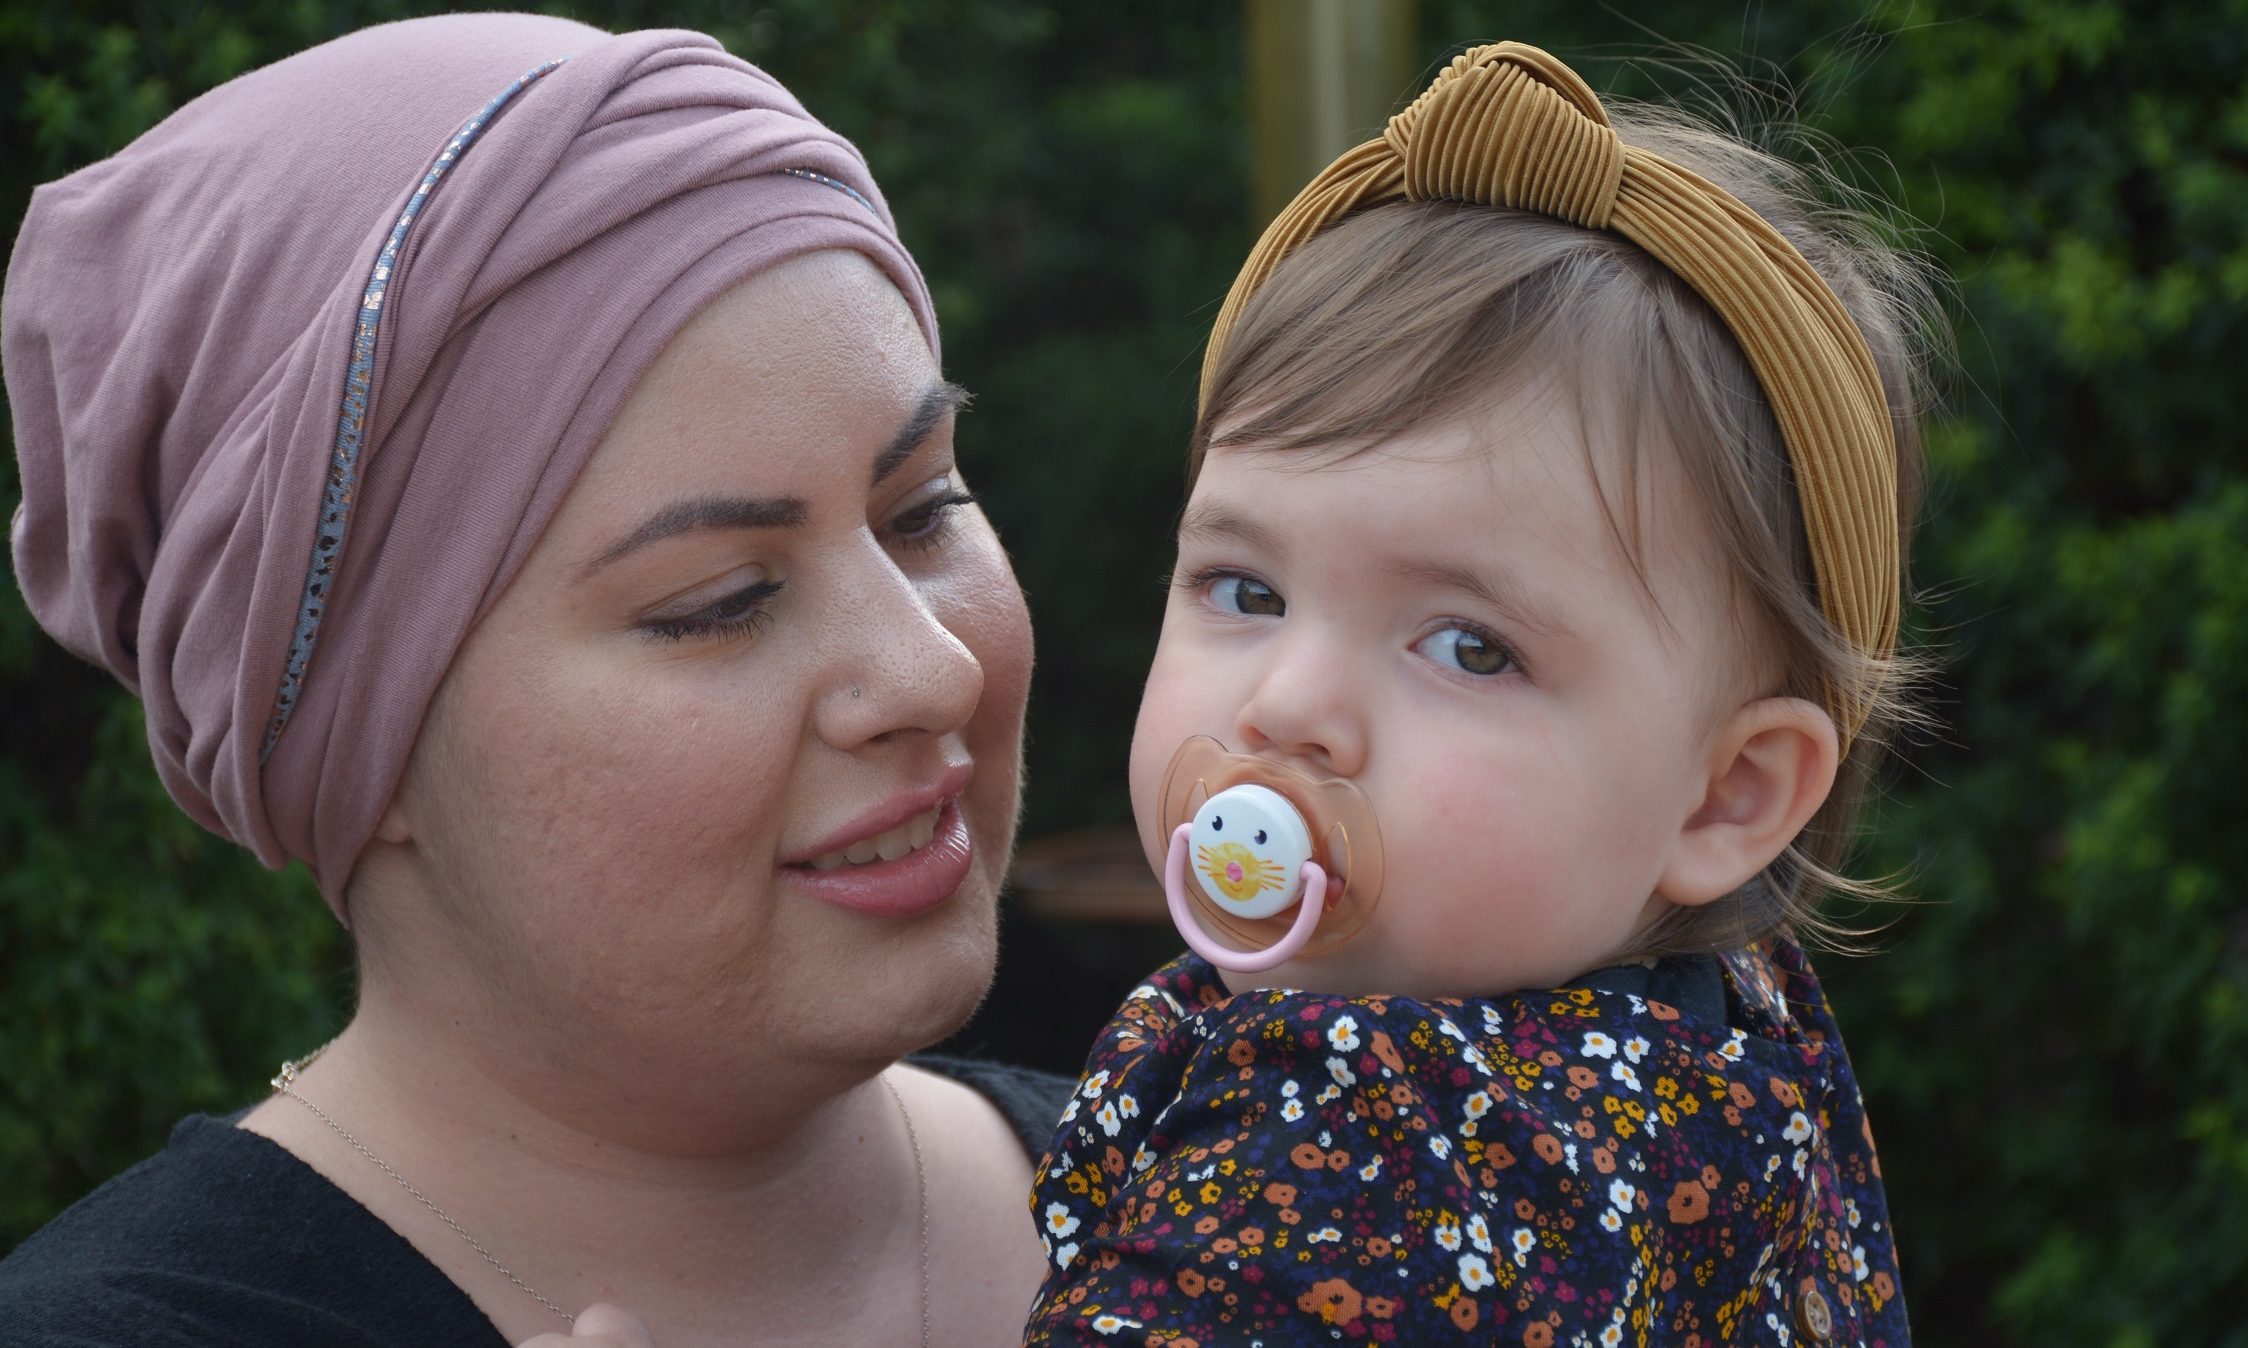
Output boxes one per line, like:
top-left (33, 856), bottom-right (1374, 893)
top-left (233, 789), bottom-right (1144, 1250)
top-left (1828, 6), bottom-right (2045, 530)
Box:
top-left (1203, 42), bottom-right (1901, 748)
top-left (1390, 46), bottom-right (1622, 229)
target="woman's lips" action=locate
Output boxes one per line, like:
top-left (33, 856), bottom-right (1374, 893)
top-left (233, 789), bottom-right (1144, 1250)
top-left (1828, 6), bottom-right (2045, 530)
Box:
top-left (782, 796), bottom-right (975, 919)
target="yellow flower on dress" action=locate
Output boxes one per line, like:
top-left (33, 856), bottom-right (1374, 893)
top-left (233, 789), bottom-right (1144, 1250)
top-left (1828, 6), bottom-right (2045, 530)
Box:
top-left (1195, 840), bottom-right (1287, 904)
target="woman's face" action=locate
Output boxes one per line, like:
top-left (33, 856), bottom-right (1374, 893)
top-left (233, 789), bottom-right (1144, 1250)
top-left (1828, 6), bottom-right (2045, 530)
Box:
top-left (369, 251), bottom-right (1032, 1140)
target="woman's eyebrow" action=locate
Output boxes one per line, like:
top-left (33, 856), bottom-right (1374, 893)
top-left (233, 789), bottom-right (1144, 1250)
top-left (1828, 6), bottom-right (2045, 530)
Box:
top-left (870, 380), bottom-right (971, 487)
top-left (583, 382), bottom-right (969, 575)
top-left (585, 496), bottom-right (807, 574)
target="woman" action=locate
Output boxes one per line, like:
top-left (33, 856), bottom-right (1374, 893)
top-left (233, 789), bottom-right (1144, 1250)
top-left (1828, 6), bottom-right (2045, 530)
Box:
top-left (1, 13), bottom-right (1057, 1346)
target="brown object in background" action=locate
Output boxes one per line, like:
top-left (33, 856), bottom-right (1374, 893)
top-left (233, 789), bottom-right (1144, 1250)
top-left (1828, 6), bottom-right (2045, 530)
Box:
top-left (1010, 825), bottom-right (1169, 924)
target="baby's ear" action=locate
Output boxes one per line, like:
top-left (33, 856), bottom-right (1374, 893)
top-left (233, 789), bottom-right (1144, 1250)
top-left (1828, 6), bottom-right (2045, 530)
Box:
top-left (1659, 697), bottom-right (1839, 908)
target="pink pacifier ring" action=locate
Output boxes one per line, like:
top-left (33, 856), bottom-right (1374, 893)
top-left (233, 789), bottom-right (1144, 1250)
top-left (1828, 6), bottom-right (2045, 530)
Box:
top-left (1164, 822), bottom-right (1327, 973)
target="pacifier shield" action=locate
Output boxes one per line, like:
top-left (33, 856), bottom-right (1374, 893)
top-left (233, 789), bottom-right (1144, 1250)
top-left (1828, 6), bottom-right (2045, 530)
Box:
top-left (1157, 735), bottom-right (1384, 958)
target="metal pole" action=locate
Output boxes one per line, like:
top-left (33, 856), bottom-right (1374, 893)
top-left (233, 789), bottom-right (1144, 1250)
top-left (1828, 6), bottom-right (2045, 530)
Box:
top-left (1247, 0), bottom-right (1420, 226)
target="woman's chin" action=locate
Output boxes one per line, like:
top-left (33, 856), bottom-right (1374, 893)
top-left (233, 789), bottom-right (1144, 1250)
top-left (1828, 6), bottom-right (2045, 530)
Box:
top-left (814, 892), bottom-right (1001, 1063)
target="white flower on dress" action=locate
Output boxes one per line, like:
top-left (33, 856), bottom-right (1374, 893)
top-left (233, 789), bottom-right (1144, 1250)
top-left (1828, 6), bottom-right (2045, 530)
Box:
top-left (1281, 1098), bottom-right (1305, 1122)
top-left (1053, 1240), bottom-right (1080, 1269)
top-left (1564, 1142), bottom-right (1580, 1173)
top-left (1434, 1218), bottom-right (1462, 1251)
top-left (1095, 1100), bottom-right (1122, 1136)
top-left (1783, 1111), bottom-right (1813, 1143)
top-left (1282, 1079), bottom-right (1301, 1098)
top-left (1466, 1214), bottom-right (1493, 1253)
top-left (1581, 1031), bottom-right (1618, 1059)
top-left (1623, 1035), bottom-right (1650, 1063)
top-left (1316, 1084), bottom-right (1341, 1104)
top-left (1430, 1135), bottom-right (1453, 1160)
top-left (1853, 1245), bottom-right (1870, 1280)
top-left (1511, 1227), bottom-right (1536, 1266)
top-left (1611, 1062), bottom-right (1641, 1092)
top-left (1045, 1203), bottom-right (1080, 1239)
top-left (1600, 1208), bottom-right (1623, 1232)
top-left (1089, 1313), bottom-right (1142, 1335)
top-left (1359, 1157), bottom-right (1382, 1181)
top-left (1308, 1226), bottom-right (1343, 1243)
top-left (1328, 1015), bottom-right (1361, 1051)
top-left (1609, 1179), bottom-right (1635, 1212)
top-left (1720, 1029), bottom-right (1748, 1061)
top-left (1458, 1253), bottom-right (1495, 1291)
top-left (1326, 1056), bottom-right (1357, 1087)
top-left (1082, 1070), bottom-right (1110, 1097)
top-left (1464, 1091), bottom-right (1492, 1120)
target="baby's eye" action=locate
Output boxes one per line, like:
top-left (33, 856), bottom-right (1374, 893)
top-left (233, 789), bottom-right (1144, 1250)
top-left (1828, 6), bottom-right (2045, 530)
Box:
top-left (1209, 574), bottom-right (1285, 617)
top-left (1416, 624), bottom-right (1517, 677)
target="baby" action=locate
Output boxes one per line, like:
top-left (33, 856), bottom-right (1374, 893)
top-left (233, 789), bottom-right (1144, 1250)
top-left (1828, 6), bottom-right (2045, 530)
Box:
top-left (1023, 45), bottom-right (1927, 1347)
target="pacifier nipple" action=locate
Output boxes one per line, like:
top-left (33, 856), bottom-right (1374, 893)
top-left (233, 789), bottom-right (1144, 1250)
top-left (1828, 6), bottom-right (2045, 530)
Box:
top-left (1156, 736), bottom-right (1385, 974)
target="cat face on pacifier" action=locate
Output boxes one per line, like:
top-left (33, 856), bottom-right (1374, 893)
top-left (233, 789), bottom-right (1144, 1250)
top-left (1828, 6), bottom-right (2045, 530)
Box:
top-left (1154, 736), bottom-right (1385, 974)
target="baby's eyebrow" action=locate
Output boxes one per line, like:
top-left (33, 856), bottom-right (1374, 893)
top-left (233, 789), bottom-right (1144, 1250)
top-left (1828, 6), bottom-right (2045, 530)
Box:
top-left (1177, 501), bottom-right (1286, 558)
top-left (1389, 557), bottom-right (1572, 641)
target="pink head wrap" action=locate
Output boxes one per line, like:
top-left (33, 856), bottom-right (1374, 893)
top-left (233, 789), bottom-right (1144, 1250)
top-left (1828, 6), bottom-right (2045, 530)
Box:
top-left (5, 14), bottom-right (938, 908)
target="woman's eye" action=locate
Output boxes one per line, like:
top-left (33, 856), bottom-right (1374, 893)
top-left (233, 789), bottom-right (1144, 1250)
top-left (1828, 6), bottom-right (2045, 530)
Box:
top-left (1209, 574), bottom-right (1285, 617)
top-left (887, 484), bottom-right (978, 553)
top-left (1416, 624), bottom-right (1517, 677)
top-left (643, 580), bottom-right (783, 643)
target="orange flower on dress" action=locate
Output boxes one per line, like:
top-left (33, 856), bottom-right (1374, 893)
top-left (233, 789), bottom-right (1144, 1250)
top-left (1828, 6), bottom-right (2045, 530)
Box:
top-left (1297, 1278), bottom-right (1363, 1325)
top-left (1667, 1180), bottom-right (1711, 1224)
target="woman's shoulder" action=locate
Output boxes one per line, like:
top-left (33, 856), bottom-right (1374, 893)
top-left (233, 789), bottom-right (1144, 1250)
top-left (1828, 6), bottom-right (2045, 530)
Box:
top-left (912, 1054), bottom-right (1075, 1156)
top-left (0, 1114), bottom-right (503, 1347)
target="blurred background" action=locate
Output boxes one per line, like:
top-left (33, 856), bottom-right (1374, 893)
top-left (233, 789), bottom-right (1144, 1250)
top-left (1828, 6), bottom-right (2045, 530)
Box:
top-left (3, 1), bottom-right (2243, 1341)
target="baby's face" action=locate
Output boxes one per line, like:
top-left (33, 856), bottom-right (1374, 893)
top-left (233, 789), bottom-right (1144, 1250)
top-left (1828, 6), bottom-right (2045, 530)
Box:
top-left (1131, 381), bottom-right (1749, 997)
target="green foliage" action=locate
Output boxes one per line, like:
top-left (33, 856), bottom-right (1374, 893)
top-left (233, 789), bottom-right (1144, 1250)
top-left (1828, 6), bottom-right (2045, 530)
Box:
top-left (3, 1), bottom-right (2242, 1343)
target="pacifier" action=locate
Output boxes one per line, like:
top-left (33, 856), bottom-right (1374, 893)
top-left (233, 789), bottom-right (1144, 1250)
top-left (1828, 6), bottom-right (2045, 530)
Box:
top-left (1157, 735), bottom-right (1385, 973)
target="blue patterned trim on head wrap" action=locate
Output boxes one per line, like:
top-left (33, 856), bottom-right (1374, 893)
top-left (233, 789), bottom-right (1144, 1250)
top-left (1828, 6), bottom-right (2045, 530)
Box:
top-left (779, 166), bottom-right (878, 215)
top-left (261, 59), bottom-right (566, 762)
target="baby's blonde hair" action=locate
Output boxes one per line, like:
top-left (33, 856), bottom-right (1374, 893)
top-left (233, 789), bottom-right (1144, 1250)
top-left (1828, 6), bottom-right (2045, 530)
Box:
top-left (1190, 101), bottom-right (1944, 957)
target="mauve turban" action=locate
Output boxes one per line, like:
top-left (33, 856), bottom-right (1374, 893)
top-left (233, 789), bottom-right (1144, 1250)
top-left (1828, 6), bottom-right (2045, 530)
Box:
top-left (5, 13), bottom-right (938, 906)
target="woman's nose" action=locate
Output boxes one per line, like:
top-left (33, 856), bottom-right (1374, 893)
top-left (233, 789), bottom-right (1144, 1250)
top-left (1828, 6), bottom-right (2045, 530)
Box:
top-left (814, 550), bottom-right (985, 748)
top-left (1232, 635), bottom-right (1367, 778)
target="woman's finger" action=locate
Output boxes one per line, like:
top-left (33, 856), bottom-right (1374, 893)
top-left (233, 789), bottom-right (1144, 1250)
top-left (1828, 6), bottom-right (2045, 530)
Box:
top-left (573, 1304), bottom-right (656, 1343)
top-left (513, 1302), bottom-right (656, 1348)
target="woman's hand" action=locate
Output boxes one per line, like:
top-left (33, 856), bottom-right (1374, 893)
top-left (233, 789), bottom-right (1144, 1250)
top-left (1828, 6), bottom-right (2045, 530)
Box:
top-left (516, 1304), bottom-right (655, 1348)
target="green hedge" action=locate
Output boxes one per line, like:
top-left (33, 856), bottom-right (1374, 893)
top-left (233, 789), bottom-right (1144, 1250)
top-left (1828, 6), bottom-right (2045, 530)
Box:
top-left (3, 2), bottom-right (2241, 1342)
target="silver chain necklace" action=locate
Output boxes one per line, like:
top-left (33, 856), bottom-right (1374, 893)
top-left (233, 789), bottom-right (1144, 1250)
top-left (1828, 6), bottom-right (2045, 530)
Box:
top-left (270, 1045), bottom-right (932, 1345)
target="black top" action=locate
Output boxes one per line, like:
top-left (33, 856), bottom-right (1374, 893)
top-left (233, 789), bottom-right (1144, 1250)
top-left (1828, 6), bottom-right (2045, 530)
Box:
top-left (0, 1056), bottom-right (1073, 1347)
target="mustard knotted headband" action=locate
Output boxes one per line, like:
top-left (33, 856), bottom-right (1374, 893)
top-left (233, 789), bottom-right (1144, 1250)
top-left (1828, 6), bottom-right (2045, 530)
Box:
top-left (1202, 43), bottom-right (1900, 747)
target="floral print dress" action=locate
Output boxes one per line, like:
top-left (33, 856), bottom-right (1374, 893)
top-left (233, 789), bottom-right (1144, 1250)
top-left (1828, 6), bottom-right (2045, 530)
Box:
top-left (1024, 942), bottom-right (1907, 1346)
